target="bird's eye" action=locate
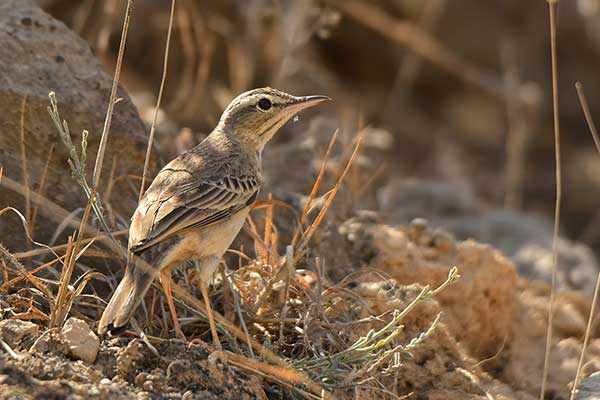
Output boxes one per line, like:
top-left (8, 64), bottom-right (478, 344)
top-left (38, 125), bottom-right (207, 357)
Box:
top-left (258, 98), bottom-right (272, 111)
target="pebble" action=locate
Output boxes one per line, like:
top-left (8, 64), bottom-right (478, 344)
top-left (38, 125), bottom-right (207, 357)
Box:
top-left (0, 319), bottom-right (39, 349)
top-left (60, 317), bottom-right (99, 363)
top-left (578, 371), bottom-right (600, 400)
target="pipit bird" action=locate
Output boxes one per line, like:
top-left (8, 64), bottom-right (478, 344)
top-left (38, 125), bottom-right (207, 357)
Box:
top-left (98, 87), bottom-right (330, 348)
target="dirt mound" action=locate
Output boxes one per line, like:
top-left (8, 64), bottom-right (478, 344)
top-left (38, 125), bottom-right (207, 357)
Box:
top-left (340, 215), bottom-right (600, 399)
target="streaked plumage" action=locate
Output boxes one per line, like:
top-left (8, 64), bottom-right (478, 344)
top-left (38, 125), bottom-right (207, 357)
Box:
top-left (98, 87), bottom-right (329, 345)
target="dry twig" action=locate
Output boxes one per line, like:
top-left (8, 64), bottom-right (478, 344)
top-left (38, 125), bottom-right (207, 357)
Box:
top-left (324, 0), bottom-right (533, 104)
top-left (570, 81), bottom-right (600, 400)
top-left (18, 96), bottom-right (31, 229)
top-left (92, 0), bottom-right (133, 187)
top-left (540, 1), bottom-right (561, 398)
top-left (139, 0), bottom-right (176, 201)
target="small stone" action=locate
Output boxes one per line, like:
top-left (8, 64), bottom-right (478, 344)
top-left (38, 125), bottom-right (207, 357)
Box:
top-left (408, 218), bottom-right (430, 243)
top-left (432, 229), bottom-right (456, 252)
top-left (555, 302), bottom-right (587, 337)
top-left (577, 371), bottom-right (600, 400)
top-left (142, 380), bottom-right (153, 392)
top-left (100, 378), bottom-right (112, 386)
top-left (29, 330), bottom-right (63, 355)
top-left (0, 319), bottom-right (39, 349)
top-left (410, 217), bottom-right (428, 230)
top-left (136, 391), bottom-right (151, 400)
top-left (60, 317), bottom-right (99, 363)
top-left (135, 372), bottom-right (148, 388)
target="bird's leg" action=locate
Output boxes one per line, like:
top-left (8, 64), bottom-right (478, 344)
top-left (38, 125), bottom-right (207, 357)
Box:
top-left (198, 278), bottom-right (222, 351)
top-left (159, 270), bottom-right (186, 341)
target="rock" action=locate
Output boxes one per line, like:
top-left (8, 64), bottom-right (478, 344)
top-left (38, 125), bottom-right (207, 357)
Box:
top-left (514, 239), bottom-right (598, 294)
top-left (29, 329), bottom-right (67, 356)
top-left (378, 179), bottom-right (475, 222)
top-left (0, 319), bottom-right (39, 350)
top-left (0, 0), bottom-right (150, 251)
top-left (554, 301), bottom-right (588, 337)
top-left (60, 317), bottom-right (99, 363)
top-left (578, 371), bottom-right (600, 400)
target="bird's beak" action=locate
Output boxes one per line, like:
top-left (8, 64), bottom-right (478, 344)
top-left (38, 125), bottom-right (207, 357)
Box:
top-left (286, 95), bottom-right (331, 113)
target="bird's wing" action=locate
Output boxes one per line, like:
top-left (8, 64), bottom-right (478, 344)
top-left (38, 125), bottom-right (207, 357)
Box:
top-left (129, 157), bottom-right (259, 254)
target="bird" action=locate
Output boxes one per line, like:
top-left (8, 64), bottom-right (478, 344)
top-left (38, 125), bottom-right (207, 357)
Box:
top-left (98, 87), bottom-right (330, 349)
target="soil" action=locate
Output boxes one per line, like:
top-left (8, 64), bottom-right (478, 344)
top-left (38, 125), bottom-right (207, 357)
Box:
top-left (2, 218), bottom-right (597, 399)
top-left (1, 337), bottom-right (265, 399)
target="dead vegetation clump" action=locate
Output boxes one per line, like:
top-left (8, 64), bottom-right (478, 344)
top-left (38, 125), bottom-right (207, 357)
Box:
top-left (338, 214), bottom-right (600, 399)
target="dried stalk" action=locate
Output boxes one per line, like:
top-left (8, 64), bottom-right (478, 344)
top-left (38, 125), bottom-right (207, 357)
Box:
top-left (291, 128), bottom-right (339, 248)
top-left (19, 96), bottom-right (31, 228)
top-left (570, 81), bottom-right (600, 400)
top-left (540, 1), bottom-right (561, 398)
top-left (139, 0), bottom-right (176, 201)
top-left (92, 0), bottom-right (133, 187)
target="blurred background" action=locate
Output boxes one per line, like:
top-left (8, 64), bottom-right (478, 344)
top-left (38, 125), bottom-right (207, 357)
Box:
top-left (31, 0), bottom-right (600, 292)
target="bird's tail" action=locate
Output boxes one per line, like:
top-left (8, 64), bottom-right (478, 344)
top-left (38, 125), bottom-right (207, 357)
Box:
top-left (98, 258), bottom-right (156, 336)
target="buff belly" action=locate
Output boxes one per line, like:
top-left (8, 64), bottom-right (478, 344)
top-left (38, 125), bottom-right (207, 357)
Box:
top-left (156, 208), bottom-right (249, 281)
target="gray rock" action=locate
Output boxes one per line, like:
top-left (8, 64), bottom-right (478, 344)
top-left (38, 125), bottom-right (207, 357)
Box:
top-left (514, 239), bottom-right (598, 294)
top-left (578, 371), bottom-right (600, 400)
top-left (378, 178), bottom-right (599, 293)
top-left (0, 0), bottom-right (150, 250)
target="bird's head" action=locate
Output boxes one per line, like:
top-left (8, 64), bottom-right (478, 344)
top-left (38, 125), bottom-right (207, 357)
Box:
top-left (217, 87), bottom-right (330, 151)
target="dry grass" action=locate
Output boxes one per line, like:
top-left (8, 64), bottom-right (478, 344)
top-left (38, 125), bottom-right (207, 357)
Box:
top-left (291, 128), bottom-right (339, 249)
top-left (570, 82), bottom-right (600, 400)
top-left (540, 1), bottom-right (561, 399)
top-left (294, 131), bottom-right (363, 265)
top-left (323, 0), bottom-right (530, 104)
top-left (18, 96), bottom-right (31, 234)
top-left (91, 0), bottom-right (133, 188)
top-left (139, 0), bottom-right (176, 201)
top-left (29, 145), bottom-right (54, 237)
